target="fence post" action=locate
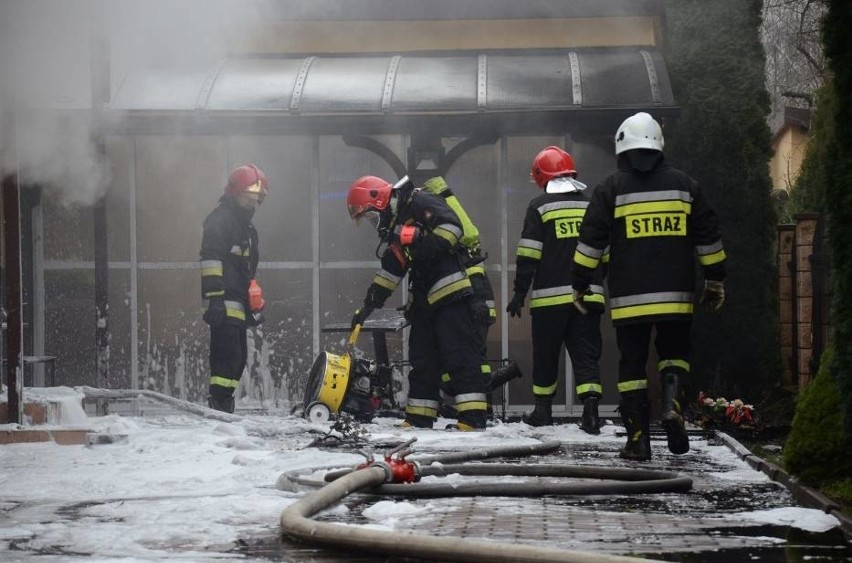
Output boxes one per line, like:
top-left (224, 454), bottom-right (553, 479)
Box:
top-left (793, 213), bottom-right (820, 389)
top-left (777, 224), bottom-right (795, 387)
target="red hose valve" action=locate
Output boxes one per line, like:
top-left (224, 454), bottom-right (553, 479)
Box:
top-left (384, 456), bottom-right (421, 484)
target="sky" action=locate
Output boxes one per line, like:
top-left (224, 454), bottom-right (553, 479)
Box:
top-left (0, 387), bottom-right (846, 562)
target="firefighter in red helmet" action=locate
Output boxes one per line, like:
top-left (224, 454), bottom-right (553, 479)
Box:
top-left (347, 174), bottom-right (489, 431)
top-left (200, 164), bottom-right (268, 413)
top-left (508, 146), bottom-right (605, 433)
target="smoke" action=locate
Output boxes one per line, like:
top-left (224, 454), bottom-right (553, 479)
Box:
top-left (0, 0), bottom-right (269, 206)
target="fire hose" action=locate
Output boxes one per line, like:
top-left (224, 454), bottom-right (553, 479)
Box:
top-left (279, 440), bottom-right (688, 563)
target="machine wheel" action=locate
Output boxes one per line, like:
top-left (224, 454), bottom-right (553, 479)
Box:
top-left (305, 401), bottom-right (333, 423)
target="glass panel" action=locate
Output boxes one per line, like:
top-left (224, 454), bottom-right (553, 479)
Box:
top-left (44, 270), bottom-right (96, 386)
top-left (318, 135), bottom-right (402, 262)
top-left (105, 136), bottom-right (132, 262)
top-left (42, 200), bottom-right (94, 262)
top-left (137, 267), bottom-right (314, 409)
top-left (135, 135), bottom-right (226, 262)
top-left (228, 136), bottom-right (314, 262)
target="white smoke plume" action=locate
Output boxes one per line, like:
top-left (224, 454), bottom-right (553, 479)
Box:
top-left (0, 0), bottom-right (269, 206)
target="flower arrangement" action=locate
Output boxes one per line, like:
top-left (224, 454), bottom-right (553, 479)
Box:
top-left (695, 391), bottom-right (758, 435)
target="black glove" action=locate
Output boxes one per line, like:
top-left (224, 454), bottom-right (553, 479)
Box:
top-left (700, 280), bottom-right (725, 312)
top-left (506, 292), bottom-right (525, 318)
top-left (249, 311), bottom-right (265, 326)
top-left (351, 305), bottom-right (375, 330)
top-left (203, 298), bottom-right (226, 327)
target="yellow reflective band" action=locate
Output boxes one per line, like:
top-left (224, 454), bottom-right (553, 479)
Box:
top-left (554, 217), bottom-right (583, 239)
top-left (405, 405), bottom-right (437, 418)
top-left (541, 207), bottom-right (585, 223)
top-left (226, 309), bottom-right (247, 321)
top-left (466, 265), bottom-right (485, 277)
top-left (618, 379), bottom-right (648, 393)
top-left (481, 364), bottom-right (492, 374)
top-left (611, 302), bottom-right (693, 320)
top-left (614, 199), bottom-right (692, 218)
top-left (210, 376), bottom-right (240, 389)
top-left (489, 307), bottom-right (497, 318)
top-left (441, 372), bottom-right (451, 383)
top-left (530, 292), bottom-right (604, 309)
top-left (428, 277), bottom-right (472, 304)
top-left (201, 267), bottom-right (223, 277)
top-left (433, 226), bottom-right (460, 246)
top-left (626, 212), bottom-right (687, 239)
top-left (573, 250), bottom-right (599, 269)
top-left (533, 383), bottom-right (558, 395)
top-left (455, 401), bottom-right (488, 412)
top-left (576, 383), bottom-right (603, 395)
top-left (373, 275), bottom-right (398, 291)
top-left (516, 247), bottom-right (543, 260)
top-left (204, 290), bottom-right (225, 298)
top-left (658, 359), bottom-right (690, 372)
top-left (698, 249), bottom-right (727, 266)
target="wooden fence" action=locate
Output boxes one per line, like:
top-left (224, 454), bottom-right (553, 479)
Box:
top-left (778, 213), bottom-right (832, 389)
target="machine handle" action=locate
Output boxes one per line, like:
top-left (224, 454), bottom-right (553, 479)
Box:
top-left (348, 324), bottom-right (362, 349)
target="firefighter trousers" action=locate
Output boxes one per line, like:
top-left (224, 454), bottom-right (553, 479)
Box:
top-left (407, 297), bottom-right (489, 425)
top-left (615, 319), bottom-right (691, 400)
top-left (209, 323), bottom-right (248, 400)
top-left (531, 306), bottom-right (603, 401)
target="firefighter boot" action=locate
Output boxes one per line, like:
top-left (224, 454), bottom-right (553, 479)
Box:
top-left (448, 409), bottom-right (487, 431)
top-left (522, 396), bottom-right (553, 427)
top-left (618, 400), bottom-right (651, 461)
top-left (399, 412), bottom-right (435, 429)
top-left (579, 396), bottom-right (601, 435)
top-left (660, 372), bottom-right (690, 454)
top-left (208, 394), bottom-right (235, 414)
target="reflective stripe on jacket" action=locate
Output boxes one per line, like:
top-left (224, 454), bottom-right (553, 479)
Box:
top-left (513, 191), bottom-right (605, 312)
top-left (571, 156), bottom-right (726, 325)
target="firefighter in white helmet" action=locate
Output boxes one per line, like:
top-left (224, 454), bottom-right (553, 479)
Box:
top-left (200, 164), bottom-right (268, 413)
top-left (571, 112), bottom-right (726, 461)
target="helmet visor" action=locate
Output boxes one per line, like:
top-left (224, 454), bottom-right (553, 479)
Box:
top-left (243, 180), bottom-right (267, 204)
top-left (353, 209), bottom-right (382, 228)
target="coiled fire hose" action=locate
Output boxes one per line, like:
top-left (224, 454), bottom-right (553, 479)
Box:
top-left (279, 440), bottom-right (689, 562)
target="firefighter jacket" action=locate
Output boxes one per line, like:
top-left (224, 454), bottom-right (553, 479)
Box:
top-left (362, 185), bottom-right (472, 313)
top-left (200, 195), bottom-right (259, 327)
top-left (571, 155), bottom-right (726, 326)
top-left (514, 190), bottom-right (605, 312)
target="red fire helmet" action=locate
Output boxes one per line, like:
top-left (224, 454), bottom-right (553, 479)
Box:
top-left (225, 164), bottom-right (268, 198)
top-left (346, 175), bottom-right (393, 220)
top-left (530, 146), bottom-right (577, 189)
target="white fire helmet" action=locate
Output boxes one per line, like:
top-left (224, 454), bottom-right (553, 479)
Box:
top-left (614, 112), bottom-right (664, 155)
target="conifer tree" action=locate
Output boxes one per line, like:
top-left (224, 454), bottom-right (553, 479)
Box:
top-left (822, 0), bottom-right (852, 434)
top-left (664, 0), bottom-right (780, 401)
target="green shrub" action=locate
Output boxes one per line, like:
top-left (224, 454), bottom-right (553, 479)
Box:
top-left (783, 347), bottom-right (852, 485)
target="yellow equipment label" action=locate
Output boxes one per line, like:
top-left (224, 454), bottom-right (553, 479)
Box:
top-left (555, 217), bottom-right (583, 239)
top-left (626, 213), bottom-right (687, 238)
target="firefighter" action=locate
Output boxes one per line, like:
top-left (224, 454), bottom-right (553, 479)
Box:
top-left (571, 112), bottom-right (726, 461)
top-left (421, 177), bottom-right (497, 408)
top-left (347, 175), bottom-right (489, 431)
top-left (507, 146), bottom-right (605, 433)
top-left (200, 164), bottom-right (268, 413)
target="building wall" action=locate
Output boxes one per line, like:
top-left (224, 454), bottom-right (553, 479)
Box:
top-left (770, 126), bottom-right (808, 192)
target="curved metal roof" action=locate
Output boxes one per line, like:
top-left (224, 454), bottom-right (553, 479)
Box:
top-left (109, 48), bottom-right (674, 117)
